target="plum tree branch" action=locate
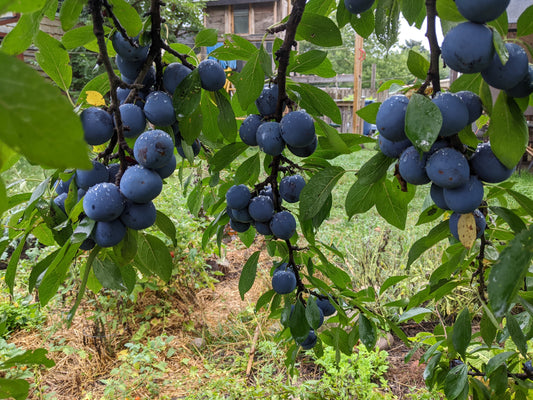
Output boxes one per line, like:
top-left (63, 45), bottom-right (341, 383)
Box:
top-left (102, 0), bottom-right (137, 49)
top-left (418, 0), bottom-right (441, 95)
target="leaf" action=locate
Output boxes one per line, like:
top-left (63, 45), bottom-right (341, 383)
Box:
top-left (179, 106), bottom-right (202, 145)
top-left (407, 220), bottom-right (450, 267)
top-left (359, 314), bottom-right (377, 350)
top-left (486, 351), bottom-right (515, 376)
top-left (315, 119), bottom-right (350, 154)
top-left (288, 50), bottom-right (328, 74)
top-left (405, 93), bottom-right (442, 152)
top-left (28, 249), bottom-right (60, 292)
top-left (1, 347), bottom-right (55, 369)
top-left (457, 213), bottom-right (477, 250)
top-left (59, 0), bottom-right (86, 31)
top-left (506, 312), bottom-right (528, 357)
top-left (374, 178), bottom-right (416, 230)
top-left (299, 166), bottom-right (345, 221)
top-left (113, 228), bottom-right (137, 266)
top-left (378, 79), bottom-right (405, 93)
top-left (239, 251), bottom-right (260, 300)
top-left (290, 83), bottom-right (342, 124)
top-left (77, 72), bottom-right (111, 105)
top-left (289, 300), bottom-right (310, 340)
top-left (173, 68), bottom-right (202, 119)
top-left (155, 210), bottom-right (177, 247)
top-left (195, 28), bottom-right (218, 47)
top-left (306, 0), bottom-right (335, 16)
top-left (356, 102), bottom-right (381, 124)
top-left (0, 141), bottom-right (19, 172)
top-left (0, 378), bottom-right (29, 400)
top-left (358, 152), bottom-right (395, 185)
top-left (305, 297), bottom-right (322, 330)
top-left (407, 50), bottom-right (430, 80)
top-left (517, 5), bottom-right (533, 37)
top-left (488, 92), bottom-right (528, 170)
top-left (209, 34), bottom-right (257, 61)
top-left (423, 351), bottom-right (442, 384)
top-left (1, 11), bottom-right (42, 55)
top-left (489, 206), bottom-right (526, 234)
top-left (209, 142), bottom-right (249, 173)
top-left (108, 0), bottom-right (142, 36)
top-left (0, 179), bottom-right (7, 216)
top-left (488, 11), bottom-right (508, 38)
top-left (493, 29), bottom-right (509, 65)
top-left (416, 205), bottom-right (444, 226)
top-left (452, 308), bottom-right (471, 357)
top-left (232, 49), bottom-right (264, 110)
top-left (34, 30), bottom-right (72, 92)
top-left (2, 0), bottom-right (46, 13)
top-left (215, 90), bottom-right (237, 142)
top-left (444, 364), bottom-right (468, 400)
top-left (93, 255), bottom-right (125, 290)
top-left (401, 0), bottom-right (425, 26)
top-left (234, 153), bottom-right (260, 185)
top-left (187, 184), bottom-right (202, 216)
top-left (508, 189), bottom-right (533, 218)
top-left (374, 0), bottom-right (400, 50)
top-left (398, 307), bottom-right (433, 323)
top-left (345, 179), bottom-right (379, 218)
top-left (480, 309), bottom-right (497, 347)
top-left (350, 8), bottom-right (375, 39)
top-left (61, 24), bottom-right (94, 49)
top-left (296, 13), bottom-right (342, 47)
top-left (0, 52), bottom-right (91, 169)
top-left (436, 0), bottom-right (464, 22)
top-left (379, 275), bottom-right (409, 295)
top-left (85, 90), bottom-right (106, 106)
top-left (450, 73), bottom-right (483, 94)
top-left (488, 225), bottom-right (533, 318)
top-left (134, 234), bottom-right (173, 282)
top-left (5, 232), bottom-right (30, 295)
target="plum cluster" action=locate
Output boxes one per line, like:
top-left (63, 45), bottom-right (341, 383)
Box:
top-left (441, 0), bottom-right (533, 98)
top-left (376, 92), bottom-right (514, 242)
top-left (239, 86), bottom-right (318, 158)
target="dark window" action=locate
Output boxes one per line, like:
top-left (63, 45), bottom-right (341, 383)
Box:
top-left (233, 5), bottom-right (249, 34)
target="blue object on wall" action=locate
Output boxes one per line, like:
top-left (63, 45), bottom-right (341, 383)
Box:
top-left (207, 43), bottom-right (237, 69)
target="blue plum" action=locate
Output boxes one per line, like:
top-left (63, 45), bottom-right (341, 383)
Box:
top-left (426, 148), bottom-right (470, 189)
top-left (77, 188), bottom-right (86, 202)
top-left (162, 62), bottom-right (192, 94)
top-left (432, 92), bottom-right (469, 137)
top-left (378, 135), bottom-right (411, 158)
top-left (441, 22), bottom-right (494, 73)
top-left (93, 219), bottom-right (126, 248)
top-left (119, 104), bottom-right (145, 138)
top-left (134, 129), bottom-right (174, 169)
top-left (430, 183), bottom-right (449, 210)
top-left (255, 221), bottom-right (273, 236)
top-left (279, 174), bottom-right (306, 203)
top-left (482, 43), bottom-right (529, 90)
top-left (120, 200), bottom-right (156, 230)
top-left (154, 154), bottom-right (176, 179)
top-left (344, 0), bottom-right (374, 15)
top-left (506, 65), bottom-right (533, 98)
top-left (53, 192), bottom-right (67, 214)
top-left (271, 265), bottom-right (297, 294)
top-left (280, 111), bottom-right (315, 148)
top-left (54, 176), bottom-right (73, 195)
top-left (443, 175), bottom-right (484, 214)
top-left (270, 211), bottom-right (296, 240)
top-left (455, 91), bottom-right (483, 124)
top-left (256, 122), bottom-right (285, 156)
top-left (83, 182), bottom-right (125, 222)
top-left (76, 161), bottom-right (109, 190)
top-left (316, 298), bottom-right (336, 316)
top-left (80, 237), bottom-right (96, 251)
top-left (120, 165), bottom-right (163, 203)
top-left (226, 184), bottom-right (251, 210)
top-left (470, 142), bottom-right (514, 183)
top-left (255, 85), bottom-right (279, 116)
top-left (455, 0), bottom-right (510, 23)
top-left (107, 163), bottom-right (120, 184)
top-left (143, 91), bottom-right (176, 126)
top-left (111, 32), bottom-right (149, 62)
top-left (239, 114), bottom-right (262, 146)
top-left (197, 59), bottom-right (226, 91)
top-left (248, 195), bottom-right (274, 222)
top-left (80, 107), bottom-right (114, 146)
top-left (449, 210), bottom-right (486, 241)
top-left (398, 146), bottom-right (430, 185)
top-left (117, 87), bottom-right (145, 107)
top-left (375, 95), bottom-right (409, 142)
top-left (297, 329), bottom-right (318, 350)
top-left (232, 207), bottom-right (253, 223)
top-left (116, 54), bottom-right (144, 81)
top-left (259, 185), bottom-right (277, 204)
top-left (229, 219), bottom-right (250, 233)
top-left (287, 135), bottom-right (317, 157)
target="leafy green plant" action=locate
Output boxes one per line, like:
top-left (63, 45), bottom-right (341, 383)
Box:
top-left (0, 295), bottom-right (45, 338)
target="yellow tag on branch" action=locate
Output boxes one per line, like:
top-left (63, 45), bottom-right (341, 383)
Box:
top-left (86, 91), bottom-right (106, 106)
top-left (458, 213), bottom-right (477, 249)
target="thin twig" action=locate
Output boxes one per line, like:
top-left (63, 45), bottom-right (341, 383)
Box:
top-left (417, 0), bottom-right (441, 95)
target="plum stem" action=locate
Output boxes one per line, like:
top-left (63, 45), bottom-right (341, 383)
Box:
top-left (418, 0), bottom-right (441, 95)
top-left (102, 0), bottom-right (137, 49)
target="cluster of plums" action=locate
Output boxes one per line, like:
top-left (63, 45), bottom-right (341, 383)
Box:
top-left (377, 90), bottom-right (515, 242)
top-left (225, 173), bottom-right (305, 239)
top-left (441, 0), bottom-right (533, 98)
top-left (239, 85), bottom-right (318, 158)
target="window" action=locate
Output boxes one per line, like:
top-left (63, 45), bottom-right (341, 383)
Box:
top-left (233, 5), bottom-right (249, 34)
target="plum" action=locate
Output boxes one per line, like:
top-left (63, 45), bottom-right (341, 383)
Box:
top-left (197, 59), bottom-right (226, 91)
top-left (120, 200), bottom-right (157, 230)
top-left (455, 0), bottom-right (510, 23)
top-left (482, 43), bottom-right (529, 90)
top-left (229, 219), bottom-right (250, 233)
top-left (316, 298), bottom-right (336, 316)
top-left (239, 114), bottom-right (262, 146)
top-left (297, 329), bottom-right (318, 350)
top-left (398, 146), bottom-right (430, 185)
top-left (255, 85), bottom-right (279, 116)
top-left (432, 92), bottom-right (469, 137)
top-left (83, 182), bottom-right (125, 222)
top-left (470, 142), bottom-right (514, 183)
top-left (143, 91), bottom-right (176, 126)
top-left (162, 62), bottom-right (192, 94)
top-left (375, 95), bottom-right (409, 142)
top-left (280, 111), bottom-right (316, 148)
top-left (344, 0), bottom-right (374, 15)
top-left (443, 175), bottom-right (484, 214)
top-left (506, 65), bottom-right (533, 98)
top-left (226, 184), bottom-right (251, 210)
top-left (455, 91), bottom-right (483, 124)
top-left (256, 122), bottom-right (285, 156)
top-left (255, 221), bottom-right (273, 236)
top-left (76, 161), bottom-right (109, 190)
top-left (107, 163), bottom-right (120, 184)
top-left (80, 107), bottom-right (114, 146)
top-left (54, 176), bottom-right (73, 195)
top-left (154, 154), bottom-right (177, 179)
top-left (378, 135), bottom-right (411, 158)
top-left (176, 139), bottom-right (201, 158)
top-left (77, 188), bottom-right (86, 202)
top-left (248, 195), bottom-right (274, 222)
top-left (441, 22), bottom-right (494, 74)
top-left (272, 265), bottom-right (297, 294)
top-left (426, 148), bottom-right (470, 189)
top-left (93, 219), bottom-right (126, 248)
top-left (430, 183), bottom-right (449, 210)
top-left (111, 32), bottom-right (149, 62)
top-left (134, 129), bottom-right (174, 169)
top-left (270, 211), bottom-right (296, 240)
top-left (80, 237), bottom-right (96, 251)
top-left (279, 175), bottom-right (306, 203)
top-left (116, 54), bottom-right (144, 81)
top-left (117, 87), bottom-right (145, 107)
top-left (449, 210), bottom-right (486, 241)
top-left (260, 185), bottom-right (277, 205)
top-left (119, 104), bottom-right (146, 138)
top-left (287, 135), bottom-right (318, 157)
top-left (120, 165), bottom-right (163, 203)
top-left (232, 207), bottom-right (253, 223)
top-left (53, 192), bottom-right (67, 214)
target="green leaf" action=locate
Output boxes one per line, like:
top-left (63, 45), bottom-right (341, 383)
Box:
top-left (0, 378), bottom-right (29, 400)
top-left (345, 179), bottom-right (379, 218)
top-left (0, 140), bottom-right (19, 172)
top-left (300, 166), bottom-right (345, 221)
top-left (215, 90), bottom-right (237, 142)
top-left (378, 79), bottom-right (405, 93)
top-left (452, 308), bottom-right (471, 357)
top-left (296, 13), bottom-right (342, 47)
top-left (415, 205), bottom-right (444, 226)
top-left (76, 72), bottom-right (111, 105)
top-left (315, 119), bottom-right (350, 154)
top-left (195, 28), bottom-right (218, 47)
top-left (2, 0), bottom-right (46, 13)
top-left (306, 0), bottom-right (335, 16)
top-left (407, 50), bottom-right (430, 80)
top-left (398, 307), bottom-right (432, 323)
top-left (374, 0), bottom-right (400, 50)
top-left (187, 183), bottom-right (203, 216)
top-left (291, 82), bottom-right (342, 124)
top-left (436, 0), bottom-right (464, 22)
top-left (0, 53), bottom-right (91, 169)
top-left (336, 0), bottom-right (351, 28)
top-left (356, 102), bottom-right (381, 124)
top-left (178, 106), bottom-right (202, 145)
top-left (234, 153), bottom-right (260, 185)
top-left (59, 0), bottom-right (86, 31)
top-left (379, 275), bottom-right (409, 295)
top-left (450, 73), bottom-right (483, 94)
top-left (289, 50), bottom-right (327, 74)
top-left (509, 190), bottom-right (533, 218)
top-left (350, 8), bottom-right (375, 39)
top-left (407, 220), bottom-right (449, 267)
top-left (258, 44), bottom-right (273, 78)
top-left (493, 29), bottom-right (509, 65)
top-left (201, 90), bottom-right (220, 142)
top-left (401, 0), bottom-right (425, 26)
top-left (488, 225), bottom-right (533, 318)
top-left (405, 93), bottom-right (442, 152)
top-left (488, 11), bottom-right (508, 38)
top-left (239, 251), bottom-right (260, 300)
top-left (209, 142), bottom-right (249, 173)
top-left (155, 210), bottom-right (177, 247)
top-left (374, 178), bottom-right (416, 230)
top-left (359, 314), bottom-right (377, 350)
top-left (486, 351), bottom-right (515, 376)
top-left (305, 297), bottom-right (322, 330)
top-left (256, 290), bottom-right (275, 312)
top-left (444, 364), bottom-right (468, 400)
top-left (135, 234), bottom-right (173, 282)
top-left (232, 49), bottom-right (264, 110)
top-left (112, 228), bottom-right (137, 266)
top-left (490, 206), bottom-right (527, 234)
top-left (290, 300), bottom-right (310, 340)
top-left (173, 68), bottom-right (202, 119)
top-left (93, 255), bottom-right (125, 290)
top-left (358, 152), bottom-right (395, 185)
top-left (457, 125), bottom-right (479, 148)
top-left (28, 249), bottom-right (60, 292)
top-left (5, 231), bottom-right (31, 295)
top-left (480, 309), bottom-right (497, 347)
top-left (209, 34), bottom-right (257, 61)
top-left (488, 92), bottom-right (528, 170)
top-left (517, 6), bottom-right (533, 37)
top-left (34, 30), bottom-right (72, 92)
top-left (506, 312), bottom-right (528, 357)
top-left (61, 24), bottom-right (94, 49)
top-left (108, 0), bottom-right (142, 36)
top-left (423, 351), bottom-right (442, 384)
top-left (0, 179), bottom-right (6, 216)
top-left (1, 11), bottom-right (42, 55)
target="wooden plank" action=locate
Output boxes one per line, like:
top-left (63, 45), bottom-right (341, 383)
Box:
top-left (352, 34), bottom-right (363, 134)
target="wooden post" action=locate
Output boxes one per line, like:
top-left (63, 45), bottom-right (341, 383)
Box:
top-left (352, 34), bottom-right (364, 134)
